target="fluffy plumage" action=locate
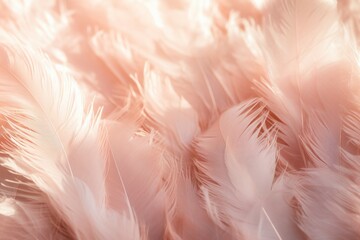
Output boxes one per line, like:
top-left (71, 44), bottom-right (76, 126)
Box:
top-left (0, 0), bottom-right (360, 239)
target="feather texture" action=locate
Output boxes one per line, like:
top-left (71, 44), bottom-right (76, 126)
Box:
top-left (194, 99), bottom-right (302, 239)
top-left (1, 0), bottom-right (360, 239)
top-left (0, 37), bottom-right (143, 239)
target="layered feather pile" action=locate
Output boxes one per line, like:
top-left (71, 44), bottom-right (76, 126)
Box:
top-left (0, 0), bottom-right (360, 239)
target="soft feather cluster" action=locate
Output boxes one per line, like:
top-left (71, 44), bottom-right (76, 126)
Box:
top-left (0, 0), bottom-right (359, 239)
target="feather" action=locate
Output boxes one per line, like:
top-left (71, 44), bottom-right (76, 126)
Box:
top-left (0, 37), bottom-right (143, 239)
top-left (294, 167), bottom-right (360, 239)
top-left (104, 119), bottom-right (166, 240)
top-left (257, 0), bottom-right (349, 169)
top-left (259, 176), bottom-right (304, 240)
top-left (263, 0), bottom-right (340, 76)
top-left (141, 65), bottom-right (231, 239)
top-left (1, 0), bottom-right (360, 239)
top-left (338, 0), bottom-right (360, 45)
top-left (194, 98), bottom-right (301, 239)
top-left (0, 190), bottom-right (72, 239)
top-left (142, 65), bottom-right (199, 154)
top-left (162, 153), bottom-right (232, 240)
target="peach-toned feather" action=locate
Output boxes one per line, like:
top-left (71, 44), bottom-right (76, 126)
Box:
top-left (0, 0), bottom-right (360, 239)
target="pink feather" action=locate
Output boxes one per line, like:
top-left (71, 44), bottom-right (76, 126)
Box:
top-left (1, 0), bottom-right (360, 239)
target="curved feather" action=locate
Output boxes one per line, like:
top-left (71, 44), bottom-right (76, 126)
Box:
top-left (194, 98), bottom-right (302, 239)
top-left (0, 37), bottom-right (143, 239)
top-left (258, 0), bottom-right (348, 169)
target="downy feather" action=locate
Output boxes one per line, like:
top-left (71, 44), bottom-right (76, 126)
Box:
top-left (0, 37), bottom-right (143, 240)
top-left (258, 0), bottom-right (347, 169)
top-left (194, 98), bottom-right (302, 239)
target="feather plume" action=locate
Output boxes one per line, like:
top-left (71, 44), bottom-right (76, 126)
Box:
top-left (1, 0), bottom-right (360, 239)
top-left (0, 37), bottom-right (143, 239)
top-left (257, 0), bottom-right (350, 169)
top-left (194, 99), bottom-right (302, 239)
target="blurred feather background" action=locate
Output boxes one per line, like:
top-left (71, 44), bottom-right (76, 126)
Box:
top-left (0, 0), bottom-right (360, 239)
